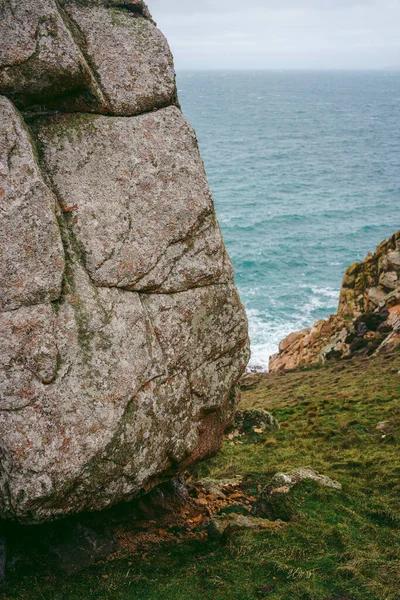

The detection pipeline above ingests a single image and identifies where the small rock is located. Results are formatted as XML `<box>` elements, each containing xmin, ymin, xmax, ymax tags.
<box><xmin>207</xmin><ymin>517</ymin><xmax>229</xmax><ymax>540</ymax></box>
<box><xmin>256</xmin><ymin>584</ymin><xmax>275</xmax><ymax>597</ymax></box>
<box><xmin>234</xmin><ymin>409</ymin><xmax>280</xmax><ymax>433</ymax></box>
<box><xmin>377</xmin><ymin>323</ymin><xmax>393</xmax><ymax>335</ymax></box>
<box><xmin>141</xmin><ymin>476</ymin><xmax>189</xmax><ymax>516</ymax></box>
<box><xmin>207</xmin><ymin>515</ymin><xmax>283</xmax><ymax>541</ymax></box>
<box><xmin>357</xmin><ymin>322</ymin><xmax>368</xmax><ymax>336</ymax></box>
<box><xmin>384</xmin><ymin>290</ymin><xmax>400</xmax><ymax>308</ymax></box>
<box><xmin>269</xmin><ymin>467</ymin><xmax>342</xmax><ymax>493</ymax></box>
<box><xmin>197</xmin><ymin>476</ymin><xmax>243</xmax><ymax>498</ymax></box>
<box><xmin>376</xmin><ymin>422</ymin><xmax>388</xmax><ymax>431</ymax></box>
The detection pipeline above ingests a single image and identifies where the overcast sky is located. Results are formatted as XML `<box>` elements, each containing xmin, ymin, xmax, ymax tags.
<box><xmin>149</xmin><ymin>0</ymin><xmax>400</xmax><ymax>70</ymax></box>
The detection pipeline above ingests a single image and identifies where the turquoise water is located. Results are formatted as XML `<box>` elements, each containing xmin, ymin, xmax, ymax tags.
<box><xmin>177</xmin><ymin>71</ymin><xmax>400</xmax><ymax>369</ymax></box>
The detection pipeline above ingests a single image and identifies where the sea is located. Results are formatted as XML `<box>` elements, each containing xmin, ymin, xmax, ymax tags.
<box><xmin>177</xmin><ymin>71</ymin><xmax>400</xmax><ymax>370</ymax></box>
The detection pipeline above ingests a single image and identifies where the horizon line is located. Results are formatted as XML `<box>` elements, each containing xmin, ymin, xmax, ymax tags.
<box><xmin>176</xmin><ymin>67</ymin><xmax>400</xmax><ymax>72</ymax></box>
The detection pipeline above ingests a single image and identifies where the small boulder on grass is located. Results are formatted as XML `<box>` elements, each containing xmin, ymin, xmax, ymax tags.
<box><xmin>207</xmin><ymin>515</ymin><xmax>284</xmax><ymax>541</ymax></box>
<box><xmin>269</xmin><ymin>467</ymin><xmax>342</xmax><ymax>494</ymax></box>
<box><xmin>234</xmin><ymin>409</ymin><xmax>280</xmax><ymax>433</ymax></box>
<box><xmin>257</xmin><ymin>469</ymin><xmax>343</xmax><ymax>522</ymax></box>
<box><xmin>196</xmin><ymin>476</ymin><xmax>243</xmax><ymax>498</ymax></box>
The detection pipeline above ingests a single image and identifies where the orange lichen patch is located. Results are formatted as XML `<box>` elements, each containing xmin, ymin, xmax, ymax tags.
<box><xmin>62</xmin><ymin>204</ymin><xmax>79</xmax><ymax>212</ymax></box>
<box><xmin>389</xmin><ymin>304</ymin><xmax>400</xmax><ymax>320</ymax></box>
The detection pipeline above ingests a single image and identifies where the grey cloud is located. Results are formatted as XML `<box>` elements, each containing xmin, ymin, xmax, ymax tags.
<box><xmin>148</xmin><ymin>0</ymin><xmax>400</xmax><ymax>69</ymax></box>
<box><xmin>150</xmin><ymin>0</ymin><xmax>377</xmax><ymax>12</ymax></box>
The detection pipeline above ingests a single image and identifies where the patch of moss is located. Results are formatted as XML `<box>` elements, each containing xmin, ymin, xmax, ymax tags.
<box><xmin>31</xmin><ymin>112</ymin><xmax>101</xmax><ymax>145</ymax></box>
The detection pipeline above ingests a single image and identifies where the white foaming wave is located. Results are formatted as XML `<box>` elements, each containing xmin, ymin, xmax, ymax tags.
<box><xmin>245</xmin><ymin>286</ymin><xmax>340</xmax><ymax>372</ymax></box>
<box><xmin>246</xmin><ymin>309</ymin><xmax>311</xmax><ymax>372</ymax></box>
<box><xmin>298</xmin><ymin>286</ymin><xmax>339</xmax><ymax>320</ymax></box>
<box><xmin>299</xmin><ymin>295</ymin><xmax>324</xmax><ymax>319</ymax></box>
<box><xmin>311</xmin><ymin>286</ymin><xmax>340</xmax><ymax>300</ymax></box>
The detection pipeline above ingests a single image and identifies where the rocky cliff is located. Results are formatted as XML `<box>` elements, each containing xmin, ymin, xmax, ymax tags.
<box><xmin>269</xmin><ymin>231</ymin><xmax>400</xmax><ymax>372</ymax></box>
<box><xmin>0</xmin><ymin>0</ymin><xmax>250</xmax><ymax>523</ymax></box>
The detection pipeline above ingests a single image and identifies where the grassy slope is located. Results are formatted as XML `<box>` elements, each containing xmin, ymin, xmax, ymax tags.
<box><xmin>1</xmin><ymin>351</ymin><xmax>399</xmax><ymax>600</ymax></box>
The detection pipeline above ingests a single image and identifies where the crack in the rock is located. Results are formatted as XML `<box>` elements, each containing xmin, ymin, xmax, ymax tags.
<box><xmin>23</xmin><ymin>98</ymin><xmax>181</xmax><ymax>121</ymax></box>
<box><xmin>0</xmin><ymin>300</ymin><xmax>52</xmax><ymax>316</ymax></box>
<box><xmin>137</xmin><ymin>292</ymin><xmax>169</xmax><ymax>370</ymax></box>
<box><xmin>95</xmin><ymin>248</ymin><xmax>116</xmax><ymax>272</ymax></box>
<box><xmin>6</xmin><ymin>143</ymin><xmax>17</xmax><ymax>173</ymax></box>
<box><xmin>54</xmin><ymin>0</ymin><xmax>111</xmax><ymax>110</ymax></box>
<box><xmin>122</xmin><ymin>210</ymin><xmax>222</xmax><ymax>291</ymax></box>
<box><xmin>0</xmin><ymin>398</ymin><xmax>38</xmax><ymax>413</ymax></box>
<box><xmin>106</xmin><ymin>206</ymin><xmax>216</xmax><ymax>291</ymax></box>
<box><xmin>137</xmin><ymin>281</ymin><xmax>232</xmax><ymax>296</ymax></box>
<box><xmin>191</xmin><ymin>337</ymin><xmax>250</xmax><ymax>379</ymax></box>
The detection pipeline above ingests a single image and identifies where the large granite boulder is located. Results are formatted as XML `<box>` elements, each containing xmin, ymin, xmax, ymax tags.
<box><xmin>0</xmin><ymin>1</ymin><xmax>250</xmax><ymax>523</ymax></box>
<box><xmin>269</xmin><ymin>231</ymin><xmax>400</xmax><ymax>372</ymax></box>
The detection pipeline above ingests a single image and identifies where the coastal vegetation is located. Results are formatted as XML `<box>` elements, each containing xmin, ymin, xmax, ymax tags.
<box><xmin>2</xmin><ymin>348</ymin><xmax>399</xmax><ymax>600</ymax></box>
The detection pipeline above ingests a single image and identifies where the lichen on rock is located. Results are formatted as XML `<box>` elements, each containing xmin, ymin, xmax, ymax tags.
<box><xmin>0</xmin><ymin>96</ymin><xmax>64</xmax><ymax>312</ymax></box>
<box><xmin>31</xmin><ymin>107</ymin><xmax>232</xmax><ymax>292</ymax></box>
<box><xmin>0</xmin><ymin>0</ymin><xmax>250</xmax><ymax>523</ymax></box>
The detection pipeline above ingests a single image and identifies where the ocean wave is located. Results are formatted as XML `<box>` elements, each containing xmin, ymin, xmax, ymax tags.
<box><xmin>245</xmin><ymin>286</ymin><xmax>339</xmax><ymax>371</ymax></box>
<box><xmin>311</xmin><ymin>286</ymin><xmax>340</xmax><ymax>300</ymax></box>
<box><xmin>246</xmin><ymin>308</ymin><xmax>315</xmax><ymax>372</ymax></box>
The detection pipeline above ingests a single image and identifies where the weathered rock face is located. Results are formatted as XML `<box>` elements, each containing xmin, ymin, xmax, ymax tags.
<box><xmin>0</xmin><ymin>0</ymin><xmax>175</xmax><ymax>116</ymax></box>
<box><xmin>269</xmin><ymin>231</ymin><xmax>400</xmax><ymax>372</ymax></box>
<box><xmin>32</xmin><ymin>107</ymin><xmax>232</xmax><ymax>292</ymax></box>
<box><xmin>0</xmin><ymin>96</ymin><xmax>65</xmax><ymax>312</ymax></box>
<box><xmin>0</xmin><ymin>1</ymin><xmax>250</xmax><ymax>523</ymax></box>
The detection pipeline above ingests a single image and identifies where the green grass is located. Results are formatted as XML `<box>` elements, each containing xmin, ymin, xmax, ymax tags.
<box><xmin>1</xmin><ymin>351</ymin><xmax>399</xmax><ymax>600</ymax></box>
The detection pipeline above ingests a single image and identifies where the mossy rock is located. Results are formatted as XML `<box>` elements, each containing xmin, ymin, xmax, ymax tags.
<box><xmin>234</xmin><ymin>409</ymin><xmax>280</xmax><ymax>433</ymax></box>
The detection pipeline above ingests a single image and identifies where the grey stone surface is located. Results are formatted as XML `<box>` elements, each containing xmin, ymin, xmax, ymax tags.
<box><xmin>0</xmin><ymin>0</ymin><xmax>93</xmax><ymax>109</ymax></box>
<box><xmin>141</xmin><ymin>284</ymin><xmax>248</xmax><ymax>372</ymax></box>
<box><xmin>33</xmin><ymin>107</ymin><xmax>232</xmax><ymax>293</ymax></box>
<box><xmin>60</xmin><ymin>0</ymin><xmax>152</xmax><ymax>19</ymax></box>
<box><xmin>0</xmin><ymin>0</ymin><xmax>173</xmax><ymax>115</ymax></box>
<box><xmin>207</xmin><ymin>515</ymin><xmax>278</xmax><ymax>541</ymax></box>
<box><xmin>0</xmin><ymin>96</ymin><xmax>64</xmax><ymax>312</ymax></box>
<box><xmin>0</xmin><ymin>304</ymin><xmax>58</xmax><ymax>410</ymax></box>
<box><xmin>0</xmin><ymin>1</ymin><xmax>250</xmax><ymax>523</ymax></box>
<box><xmin>379</xmin><ymin>271</ymin><xmax>398</xmax><ymax>291</ymax></box>
<box><xmin>62</xmin><ymin>2</ymin><xmax>176</xmax><ymax>114</ymax></box>
<box><xmin>269</xmin><ymin>468</ymin><xmax>342</xmax><ymax>493</ymax></box>
<box><xmin>234</xmin><ymin>408</ymin><xmax>280</xmax><ymax>432</ymax></box>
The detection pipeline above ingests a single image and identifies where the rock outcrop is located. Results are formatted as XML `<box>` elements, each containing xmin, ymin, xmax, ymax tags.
<box><xmin>0</xmin><ymin>0</ymin><xmax>250</xmax><ymax>523</ymax></box>
<box><xmin>270</xmin><ymin>231</ymin><xmax>400</xmax><ymax>372</ymax></box>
